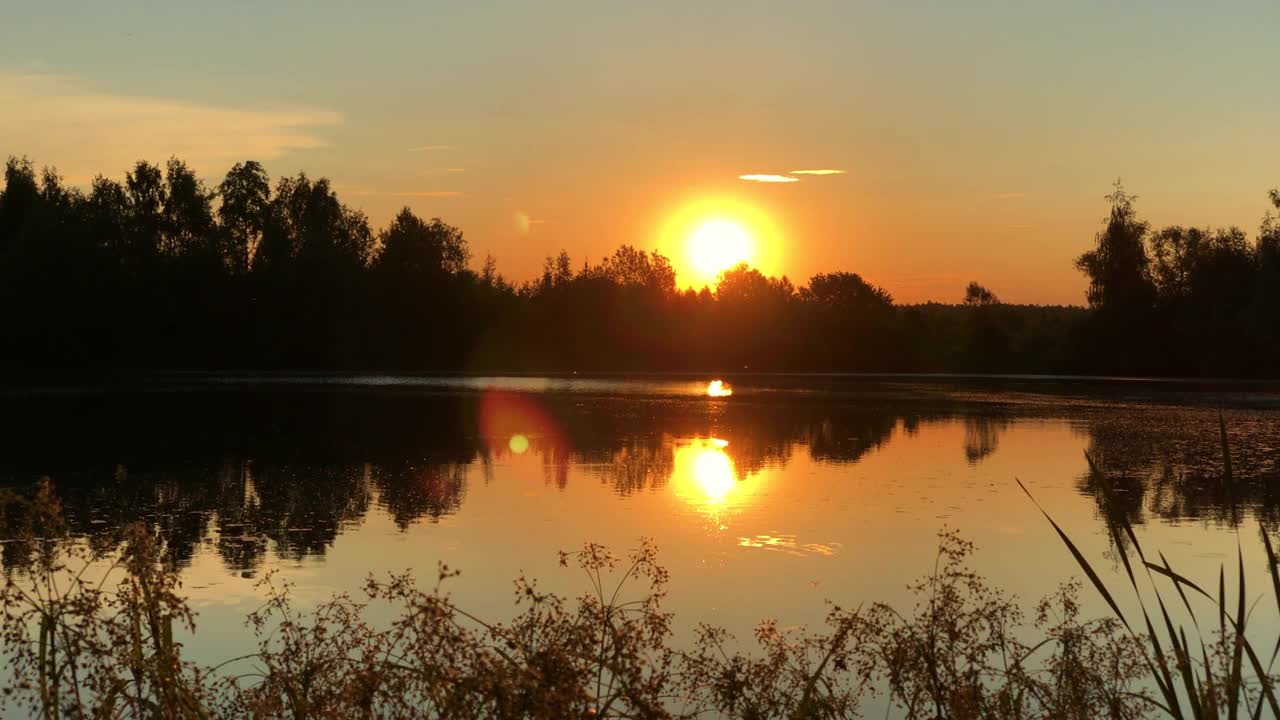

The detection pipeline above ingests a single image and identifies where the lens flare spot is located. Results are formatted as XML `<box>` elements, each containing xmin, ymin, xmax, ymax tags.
<box><xmin>478</xmin><ymin>390</ymin><xmax>566</xmax><ymax>456</ymax></box>
<box><xmin>707</xmin><ymin>380</ymin><xmax>734</xmax><ymax>397</ymax></box>
<box><xmin>508</xmin><ymin>433</ymin><xmax>530</xmax><ymax>454</ymax></box>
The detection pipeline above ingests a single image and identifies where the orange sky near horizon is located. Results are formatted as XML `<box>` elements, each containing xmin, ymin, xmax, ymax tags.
<box><xmin>3</xmin><ymin>2</ymin><xmax>1279</xmax><ymax>305</ymax></box>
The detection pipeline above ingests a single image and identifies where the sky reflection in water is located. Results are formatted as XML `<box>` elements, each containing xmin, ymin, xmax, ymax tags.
<box><xmin>3</xmin><ymin>378</ymin><xmax>1280</xmax><ymax>674</ymax></box>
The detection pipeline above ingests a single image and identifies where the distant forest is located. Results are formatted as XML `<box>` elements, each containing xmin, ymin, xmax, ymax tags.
<box><xmin>2</xmin><ymin>156</ymin><xmax>1278</xmax><ymax>376</ymax></box>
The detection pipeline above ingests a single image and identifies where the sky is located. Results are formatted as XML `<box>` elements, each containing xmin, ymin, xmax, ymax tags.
<box><xmin>2</xmin><ymin>0</ymin><xmax>1278</xmax><ymax>304</ymax></box>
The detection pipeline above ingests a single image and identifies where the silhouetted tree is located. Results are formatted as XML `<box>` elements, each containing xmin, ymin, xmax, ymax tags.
<box><xmin>217</xmin><ymin>161</ymin><xmax>271</xmax><ymax>274</ymax></box>
<box><xmin>797</xmin><ymin>272</ymin><xmax>896</xmax><ymax>370</ymax></box>
<box><xmin>1251</xmin><ymin>190</ymin><xmax>1280</xmax><ymax>365</ymax></box>
<box><xmin>963</xmin><ymin>282</ymin><xmax>999</xmax><ymax>307</ymax></box>
<box><xmin>376</xmin><ymin>208</ymin><xmax>468</xmax><ymax>277</ymax></box>
<box><xmin>126</xmin><ymin>160</ymin><xmax>166</xmax><ymax>261</ymax></box>
<box><xmin>714</xmin><ymin>264</ymin><xmax>796</xmax><ymax>369</ymax></box>
<box><xmin>1146</xmin><ymin>225</ymin><xmax>1256</xmax><ymax>374</ymax></box>
<box><xmin>803</xmin><ymin>272</ymin><xmax>894</xmax><ymax>312</ymax></box>
<box><xmin>1076</xmin><ymin>182</ymin><xmax>1155</xmax><ymax>313</ymax></box>
<box><xmin>961</xmin><ymin>282</ymin><xmax>1011</xmax><ymax>371</ymax></box>
<box><xmin>371</xmin><ymin>209</ymin><xmax>473</xmax><ymax>369</ymax></box>
<box><xmin>1073</xmin><ymin>182</ymin><xmax>1159</xmax><ymax>374</ymax></box>
<box><xmin>86</xmin><ymin>176</ymin><xmax>129</xmax><ymax>263</ymax></box>
<box><xmin>0</xmin><ymin>158</ymin><xmax>39</xmax><ymax>256</ymax></box>
<box><xmin>595</xmin><ymin>245</ymin><xmax>676</xmax><ymax>293</ymax></box>
<box><xmin>161</xmin><ymin>157</ymin><xmax>215</xmax><ymax>258</ymax></box>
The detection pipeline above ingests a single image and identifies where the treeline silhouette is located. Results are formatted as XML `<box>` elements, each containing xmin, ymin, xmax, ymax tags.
<box><xmin>2</xmin><ymin>157</ymin><xmax>1278</xmax><ymax>375</ymax></box>
<box><xmin>1069</xmin><ymin>185</ymin><xmax>1280</xmax><ymax>376</ymax></box>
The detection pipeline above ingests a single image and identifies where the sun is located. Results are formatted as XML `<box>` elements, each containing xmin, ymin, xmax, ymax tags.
<box><xmin>657</xmin><ymin>196</ymin><xmax>782</xmax><ymax>289</ymax></box>
<box><xmin>689</xmin><ymin>220</ymin><xmax>754</xmax><ymax>278</ymax></box>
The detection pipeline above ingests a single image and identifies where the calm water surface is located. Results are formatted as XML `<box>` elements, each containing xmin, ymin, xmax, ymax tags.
<box><xmin>4</xmin><ymin>375</ymin><xmax>1280</xmax><ymax>674</ymax></box>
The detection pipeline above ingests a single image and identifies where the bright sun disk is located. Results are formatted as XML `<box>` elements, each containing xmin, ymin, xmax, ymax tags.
<box><xmin>688</xmin><ymin>219</ymin><xmax>753</xmax><ymax>279</ymax></box>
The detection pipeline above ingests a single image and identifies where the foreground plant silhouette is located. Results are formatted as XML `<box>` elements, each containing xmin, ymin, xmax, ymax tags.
<box><xmin>1020</xmin><ymin>416</ymin><xmax>1280</xmax><ymax>720</ymax></box>
<box><xmin>0</xmin><ymin>483</ymin><xmax>212</xmax><ymax>718</ymax></box>
<box><xmin>8</xmin><ymin>453</ymin><xmax>1271</xmax><ymax>719</ymax></box>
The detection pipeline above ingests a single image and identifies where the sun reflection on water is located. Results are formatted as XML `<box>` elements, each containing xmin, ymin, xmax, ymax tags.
<box><xmin>691</xmin><ymin>445</ymin><xmax>735</xmax><ymax>503</ymax></box>
<box><xmin>706</xmin><ymin>380</ymin><xmax>733</xmax><ymax>397</ymax></box>
<box><xmin>670</xmin><ymin>437</ymin><xmax>764</xmax><ymax>530</ymax></box>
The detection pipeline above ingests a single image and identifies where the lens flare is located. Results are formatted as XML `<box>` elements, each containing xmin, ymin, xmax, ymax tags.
<box><xmin>707</xmin><ymin>380</ymin><xmax>733</xmax><ymax>397</ymax></box>
<box><xmin>477</xmin><ymin>390</ymin><xmax>565</xmax><ymax>457</ymax></box>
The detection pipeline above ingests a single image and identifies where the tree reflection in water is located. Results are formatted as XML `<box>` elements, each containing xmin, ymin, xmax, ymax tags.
<box><xmin>2</xmin><ymin>387</ymin><xmax>1279</xmax><ymax>574</ymax></box>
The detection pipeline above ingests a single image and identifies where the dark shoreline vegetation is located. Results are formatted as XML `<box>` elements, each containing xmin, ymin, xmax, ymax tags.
<box><xmin>3</xmin><ymin>157</ymin><xmax>1279</xmax><ymax>377</ymax></box>
<box><xmin>2</xmin><ymin>427</ymin><xmax>1279</xmax><ymax>719</ymax></box>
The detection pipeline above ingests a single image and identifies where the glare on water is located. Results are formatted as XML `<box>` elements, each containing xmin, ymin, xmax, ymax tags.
<box><xmin>706</xmin><ymin>380</ymin><xmax>733</xmax><ymax>397</ymax></box>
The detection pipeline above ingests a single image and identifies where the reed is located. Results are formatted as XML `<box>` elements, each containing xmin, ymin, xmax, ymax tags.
<box><xmin>1019</xmin><ymin>414</ymin><xmax>1280</xmax><ymax>719</ymax></box>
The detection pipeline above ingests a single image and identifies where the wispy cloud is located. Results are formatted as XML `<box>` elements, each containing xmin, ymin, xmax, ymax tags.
<box><xmin>993</xmin><ymin>192</ymin><xmax>1026</xmax><ymax>200</ymax></box>
<box><xmin>332</xmin><ymin>184</ymin><xmax>378</xmax><ymax>197</ymax></box>
<box><xmin>446</xmin><ymin>167</ymin><xmax>466</xmax><ymax>173</ymax></box>
<box><xmin>408</xmin><ymin>144</ymin><xmax>451</xmax><ymax>152</ymax></box>
<box><xmin>789</xmin><ymin>169</ymin><xmax>846</xmax><ymax>175</ymax></box>
<box><xmin>0</xmin><ymin>69</ymin><xmax>340</xmax><ymax>180</ymax></box>
<box><xmin>393</xmin><ymin>190</ymin><xmax>464</xmax><ymax>198</ymax></box>
<box><xmin>739</xmin><ymin>174</ymin><xmax>799</xmax><ymax>183</ymax></box>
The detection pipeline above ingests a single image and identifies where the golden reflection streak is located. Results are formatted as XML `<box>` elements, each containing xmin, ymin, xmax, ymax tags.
<box><xmin>670</xmin><ymin>438</ymin><xmax>764</xmax><ymax>530</ymax></box>
<box><xmin>691</xmin><ymin>447</ymin><xmax>735</xmax><ymax>503</ymax></box>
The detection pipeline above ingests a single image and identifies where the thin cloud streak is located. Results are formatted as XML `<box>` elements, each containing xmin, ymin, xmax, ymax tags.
<box><xmin>446</xmin><ymin>167</ymin><xmax>466</xmax><ymax>173</ymax></box>
<box><xmin>739</xmin><ymin>174</ymin><xmax>799</xmax><ymax>183</ymax></box>
<box><xmin>993</xmin><ymin>192</ymin><xmax>1026</xmax><ymax>199</ymax></box>
<box><xmin>393</xmin><ymin>190</ymin><xmax>464</xmax><ymax>198</ymax></box>
<box><xmin>332</xmin><ymin>184</ymin><xmax>377</xmax><ymax>196</ymax></box>
<box><xmin>408</xmin><ymin>144</ymin><xmax>451</xmax><ymax>152</ymax></box>
<box><xmin>789</xmin><ymin>169</ymin><xmax>846</xmax><ymax>175</ymax></box>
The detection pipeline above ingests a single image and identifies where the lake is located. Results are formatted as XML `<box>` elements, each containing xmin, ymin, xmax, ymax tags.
<box><xmin>4</xmin><ymin>375</ymin><xmax>1280</xmax><ymax>687</ymax></box>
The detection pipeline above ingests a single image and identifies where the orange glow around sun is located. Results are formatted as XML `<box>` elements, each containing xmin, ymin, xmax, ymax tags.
<box><xmin>658</xmin><ymin>197</ymin><xmax>782</xmax><ymax>289</ymax></box>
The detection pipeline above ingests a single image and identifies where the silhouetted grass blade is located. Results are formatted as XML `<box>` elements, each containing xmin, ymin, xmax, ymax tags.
<box><xmin>1016</xmin><ymin>477</ymin><xmax>1131</xmax><ymax>631</ymax></box>
<box><xmin>1261</xmin><ymin>523</ymin><xmax>1280</xmax><ymax>666</ymax></box>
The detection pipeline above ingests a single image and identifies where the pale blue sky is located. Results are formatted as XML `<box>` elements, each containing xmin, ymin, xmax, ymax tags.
<box><xmin>3</xmin><ymin>1</ymin><xmax>1278</xmax><ymax>302</ymax></box>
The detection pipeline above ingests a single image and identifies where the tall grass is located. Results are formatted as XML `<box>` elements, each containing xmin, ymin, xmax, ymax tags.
<box><xmin>1</xmin><ymin>419</ymin><xmax>1274</xmax><ymax>718</ymax></box>
<box><xmin>1020</xmin><ymin>414</ymin><xmax>1280</xmax><ymax>719</ymax></box>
